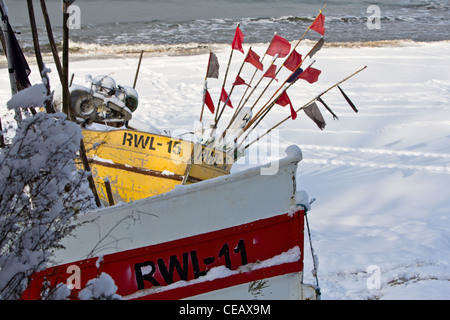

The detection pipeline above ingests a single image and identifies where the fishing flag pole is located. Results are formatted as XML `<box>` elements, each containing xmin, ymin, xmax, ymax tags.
<box><xmin>236</xmin><ymin>60</ymin><xmax>316</xmax><ymax>148</ymax></box>
<box><xmin>224</xmin><ymin>41</ymin><xmax>285</xmax><ymax>136</ymax></box>
<box><xmin>233</xmin><ymin>52</ymin><xmax>279</xmax><ymax>118</ymax></box>
<box><xmin>221</xmin><ymin>4</ymin><xmax>328</xmax><ymax>143</ymax></box>
<box><xmin>200</xmin><ymin>50</ymin><xmax>220</xmax><ymax>122</ymax></box>
<box><xmin>133</xmin><ymin>50</ymin><xmax>144</xmax><ymax>89</ymax></box>
<box><xmin>243</xmin><ymin>4</ymin><xmax>327</xmax><ymax>114</ymax></box>
<box><xmin>242</xmin><ymin>36</ymin><xmax>325</xmax><ymax>136</ymax></box>
<box><xmin>233</xmin><ymin>43</ymin><xmax>269</xmax><ymax>110</ymax></box>
<box><xmin>214</xmin><ymin>24</ymin><xmax>243</xmax><ymax>123</ymax></box>
<box><xmin>227</xmin><ymin>36</ymin><xmax>324</xmax><ymax>153</ymax></box>
<box><xmin>62</xmin><ymin>0</ymin><xmax>72</xmax><ymax>118</ymax></box>
<box><xmin>200</xmin><ymin>50</ymin><xmax>212</xmax><ymax>122</ymax></box>
<box><xmin>233</xmin><ymin>32</ymin><xmax>287</xmax><ymax>113</ymax></box>
<box><xmin>224</xmin><ymin>32</ymin><xmax>291</xmax><ymax>136</ymax></box>
<box><xmin>40</xmin><ymin>0</ymin><xmax>64</xmax><ymax>86</ymax></box>
<box><xmin>230</xmin><ymin>32</ymin><xmax>295</xmax><ymax>124</ymax></box>
<box><xmin>219</xmin><ymin>5</ymin><xmax>327</xmax><ymax>141</ymax></box>
<box><xmin>213</xmin><ymin>46</ymin><xmax>262</xmax><ymax>129</ymax></box>
<box><xmin>242</xmin><ymin>66</ymin><xmax>367</xmax><ymax>151</ymax></box>
<box><xmin>26</xmin><ymin>0</ymin><xmax>54</xmax><ymax>113</ymax></box>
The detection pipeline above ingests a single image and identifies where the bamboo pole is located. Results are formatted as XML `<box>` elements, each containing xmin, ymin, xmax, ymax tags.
<box><xmin>215</xmin><ymin>24</ymin><xmax>240</xmax><ymax>123</ymax></box>
<box><xmin>236</xmin><ymin>74</ymin><xmax>301</xmax><ymax>151</ymax></box>
<box><xmin>221</xmin><ymin>5</ymin><xmax>329</xmax><ymax>150</ymax></box>
<box><xmin>212</xmin><ymin>46</ymin><xmax>249</xmax><ymax>129</ymax></box>
<box><xmin>199</xmin><ymin>50</ymin><xmax>212</xmax><ymax>122</ymax></box>
<box><xmin>241</xmin><ymin>37</ymin><xmax>324</xmax><ymax>136</ymax></box>
<box><xmin>232</xmin><ymin>33</ymin><xmax>276</xmax><ymax>115</ymax></box>
<box><xmin>215</xmin><ymin>50</ymin><xmax>234</xmax><ymax>123</ymax></box>
<box><xmin>243</xmin><ymin>60</ymin><xmax>315</xmax><ymax>137</ymax></box>
<box><xmin>239</xmin><ymin>4</ymin><xmax>328</xmax><ymax>117</ymax></box>
<box><xmin>243</xmin><ymin>66</ymin><xmax>367</xmax><ymax>151</ymax></box>
<box><xmin>181</xmin><ymin>144</ymin><xmax>195</xmax><ymax>185</ymax></box>
<box><xmin>226</xmin><ymin>53</ymin><xmax>278</xmax><ymax>134</ymax></box>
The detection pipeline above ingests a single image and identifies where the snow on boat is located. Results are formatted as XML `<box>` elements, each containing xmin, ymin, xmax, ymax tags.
<box><xmin>22</xmin><ymin>145</ymin><xmax>320</xmax><ymax>300</ymax></box>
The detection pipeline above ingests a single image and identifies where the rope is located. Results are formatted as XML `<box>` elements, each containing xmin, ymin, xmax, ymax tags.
<box><xmin>299</xmin><ymin>199</ymin><xmax>321</xmax><ymax>297</ymax></box>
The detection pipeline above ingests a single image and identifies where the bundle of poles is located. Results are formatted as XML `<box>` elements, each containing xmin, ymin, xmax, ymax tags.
<box><xmin>198</xmin><ymin>4</ymin><xmax>367</xmax><ymax>158</ymax></box>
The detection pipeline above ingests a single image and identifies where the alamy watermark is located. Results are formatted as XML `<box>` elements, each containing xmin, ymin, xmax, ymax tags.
<box><xmin>367</xmin><ymin>5</ymin><xmax>381</xmax><ymax>30</ymax></box>
<box><xmin>65</xmin><ymin>4</ymin><xmax>81</xmax><ymax>30</ymax></box>
<box><xmin>65</xmin><ymin>4</ymin><xmax>382</xmax><ymax>31</ymax></box>
<box><xmin>66</xmin><ymin>264</ymin><xmax>81</xmax><ymax>290</ymax></box>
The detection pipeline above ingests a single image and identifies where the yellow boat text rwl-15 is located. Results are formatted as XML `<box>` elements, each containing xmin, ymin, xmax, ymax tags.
<box><xmin>81</xmin><ymin>128</ymin><xmax>233</xmax><ymax>205</ymax></box>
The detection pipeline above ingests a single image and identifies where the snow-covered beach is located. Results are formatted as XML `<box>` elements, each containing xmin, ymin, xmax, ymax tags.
<box><xmin>1</xmin><ymin>39</ymin><xmax>450</xmax><ymax>300</ymax></box>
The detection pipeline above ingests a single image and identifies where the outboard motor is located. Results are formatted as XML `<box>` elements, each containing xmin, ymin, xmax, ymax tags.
<box><xmin>70</xmin><ymin>75</ymin><xmax>138</xmax><ymax>124</ymax></box>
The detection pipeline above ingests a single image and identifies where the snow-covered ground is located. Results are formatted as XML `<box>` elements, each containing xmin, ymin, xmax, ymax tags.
<box><xmin>1</xmin><ymin>40</ymin><xmax>449</xmax><ymax>300</ymax></box>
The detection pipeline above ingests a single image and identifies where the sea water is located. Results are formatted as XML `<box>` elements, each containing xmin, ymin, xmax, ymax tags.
<box><xmin>4</xmin><ymin>0</ymin><xmax>449</xmax><ymax>54</ymax></box>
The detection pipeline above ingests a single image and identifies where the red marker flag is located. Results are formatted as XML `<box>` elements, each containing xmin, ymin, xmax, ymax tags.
<box><xmin>275</xmin><ymin>91</ymin><xmax>297</xmax><ymax>120</ymax></box>
<box><xmin>266</xmin><ymin>34</ymin><xmax>291</xmax><ymax>58</ymax></box>
<box><xmin>298</xmin><ymin>66</ymin><xmax>321</xmax><ymax>84</ymax></box>
<box><xmin>263</xmin><ymin>64</ymin><xmax>278</xmax><ymax>81</ymax></box>
<box><xmin>232</xmin><ymin>26</ymin><xmax>244</xmax><ymax>54</ymax></box>
<box><xmin>233</xmin><ymin>75</ymin><xmax>251</xmax><ymax>87</ymax></box>
<box><xmin>244</xmin><ymin>48</ymin><xmax>263</xmax><ymax>71</ymax></box>
<box><xmin>220</xmin><ymin>87</ymin><xmax>233</xmax><ymax>108</ymax></box>
<box><xmin>204</xmin><ymin>89</ymin><xmax>215</xmax><ymax>114</ymax></box>
<box><xmin>283</xmin><ymin>50</ymin><xmax>302</xmax><ymax>72</ymax></box>
<box><xmin>310</xmin><ymin>12</ymin><xmax>326</xmax><ymax>35</ymax></box>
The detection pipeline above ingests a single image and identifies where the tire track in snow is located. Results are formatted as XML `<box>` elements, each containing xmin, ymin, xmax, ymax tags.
<box><xmin>301</xmin><ymin>144</ymin><xmax>450</xmax><ymax>159</ymax></box>
<box><xmin>298</xmin><ymin>144</ymin><xmax>450</xmax><ymax>175</ymax></box>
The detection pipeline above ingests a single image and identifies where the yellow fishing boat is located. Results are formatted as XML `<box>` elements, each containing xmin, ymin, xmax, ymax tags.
<box><xmin>69</xmin><ymin>75</ymin><xmax>240</xmax><ymax>205</ymax></box>
<box><xmin>81</xmin><ymin>127</ymin><xmax>233</xmax><ymax>205</ymax></box>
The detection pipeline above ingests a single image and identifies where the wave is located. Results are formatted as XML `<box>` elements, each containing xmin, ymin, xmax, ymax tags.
<box><xmin>64</xmin><ymin>39</ymin><xmax>449</xmax><ymax>56</ymax></box>
<box><xmin>44</xmin><ymin>41</ymin><xmax>215</xmax><ymax>57</ymax></box>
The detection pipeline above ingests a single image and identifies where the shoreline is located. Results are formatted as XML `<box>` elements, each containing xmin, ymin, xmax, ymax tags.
<box><xmin>1</xmin><ymin>39</ymin><xmax>449</xmax><ymax>68</ymax></box>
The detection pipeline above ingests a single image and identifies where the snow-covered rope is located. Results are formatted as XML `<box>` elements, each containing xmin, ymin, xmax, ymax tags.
<box><xmin>300</xmin><ymin>197</ymin><xmax>321</xmax><ymax>296</ymax></box>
